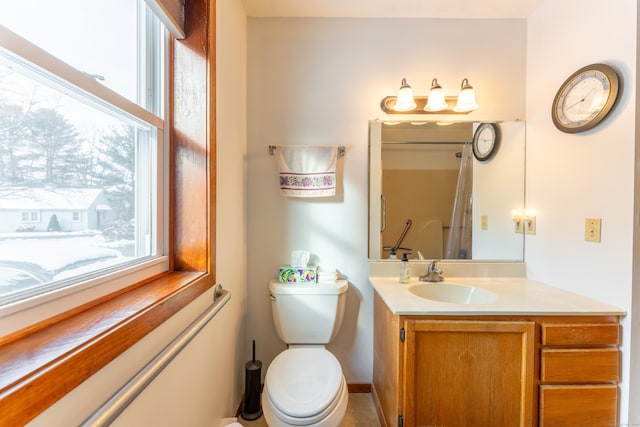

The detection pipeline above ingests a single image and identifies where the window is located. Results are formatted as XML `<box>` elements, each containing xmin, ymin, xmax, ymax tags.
<box><xmin>0</xmin><ymin>1</ymin><xmax>212</xmax><ymax>423</ymax></box>
<box><xmin>0</xmin><ymin>1</ymin><xmax>169</xmax><ymax>314</ymax></box>
<box><xmin>21</xmin><ymin>211</ymin><xmax>40</xmax><ymax>223</ymax></box>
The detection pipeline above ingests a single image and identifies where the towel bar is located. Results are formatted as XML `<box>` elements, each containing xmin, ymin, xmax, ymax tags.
<box><xmin>268</xmin><ymin>145</ymin><xmax>345</xmax><ymax>157</ymax></box>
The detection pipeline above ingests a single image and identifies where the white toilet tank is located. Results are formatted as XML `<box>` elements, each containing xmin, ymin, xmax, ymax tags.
<box><xmin>269</xmin><ymin>280</ymin><xmax>347</xmax><ymax>344</ymax></box>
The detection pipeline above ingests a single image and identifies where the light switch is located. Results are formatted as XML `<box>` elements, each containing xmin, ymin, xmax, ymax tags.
<box><xmin>585</xmin><ymin>218</ymin><xmax>601</xmax><ymax>242</ymax></box>
<box><xmin>481</xmin><ymin>215</ymin><xmax>488</xmax><ymax>230</ymax></box>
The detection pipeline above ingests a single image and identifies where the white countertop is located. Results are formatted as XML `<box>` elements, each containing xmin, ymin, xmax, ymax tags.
<box><xmin>370</xmin><ymin>276</ymin><xmax>626</xmax><ymax>316</ymax></box>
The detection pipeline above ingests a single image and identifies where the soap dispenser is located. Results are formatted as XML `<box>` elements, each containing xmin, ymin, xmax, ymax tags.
<box><xmin>399</xmin><ymin>253</ymin><xmax>410</xmax><ymax>283</ymax></box>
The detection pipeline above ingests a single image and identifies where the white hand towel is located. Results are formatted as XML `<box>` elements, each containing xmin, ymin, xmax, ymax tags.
<box><xmin>278</xmin><ymin>145</ymin><xmax>337</xmax><ymax>197</ymax></box>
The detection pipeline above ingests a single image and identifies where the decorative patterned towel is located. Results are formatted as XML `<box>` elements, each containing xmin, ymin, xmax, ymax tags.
<box><xmin>278</xmin><ymin>145</ymin><xmax>337</xmax><ymax>197</ymax></box>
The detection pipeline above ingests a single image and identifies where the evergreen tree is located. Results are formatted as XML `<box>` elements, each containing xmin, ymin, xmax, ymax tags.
<box><xmin>92</xmin><ymin>125</ymin><xmax>135</xmax><ymax>220</ymax></box>
<box><xmin>46</xmin><ymin>214</ymin><xmax>61</xmax><ymax>232</ymax></box>
<box><xmin>0</xmin><ymin>101</ymin><xmax>31</xmax><ymax>184</ymax></box>
<box><xmin>24</xmin><ymin>108</ymin><xmax>84</xmax><ymax>186</ymax></box>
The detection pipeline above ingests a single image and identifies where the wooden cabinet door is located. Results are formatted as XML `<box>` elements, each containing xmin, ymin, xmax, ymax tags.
<box><xmin>403</xmin><ymin>319</ymin><xmax>535</xmax><ymax>427</ymax></box>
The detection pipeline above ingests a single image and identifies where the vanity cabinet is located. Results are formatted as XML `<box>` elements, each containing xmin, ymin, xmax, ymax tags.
<box><xmin>372</xmin><ymin>293</ymin><xmax>621</xmax><ymax>427</ymax></box>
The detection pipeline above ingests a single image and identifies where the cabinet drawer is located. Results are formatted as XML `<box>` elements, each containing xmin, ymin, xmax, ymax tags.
<box><xmin>540</xmin><ymin>385</ymin><xmax>618</xmax><ymax>427</ymax></box>
<box><xmin>541</xmin><ymin>323</ymin><xmax>619</xmax><ymax>347</ymax></box>
<box><xmin>541</xmin><ymin>348</ymin><xmax>619</xmax><ymax>383</ymax></box>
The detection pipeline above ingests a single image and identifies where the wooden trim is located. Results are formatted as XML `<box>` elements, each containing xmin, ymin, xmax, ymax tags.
<box><xmin>172</xmin><ymin>0</ymin><xmax>211</xmax><ymax>274</ymax></box>
<box><xmin>0</xmin><ymin>0</ymin><xmax>215</xmax><ymax>424</ymax></box>
<box><xmin>347</xmin><ymin>383</ymin><xmax>372</xmax><ymax>393</ymax></box>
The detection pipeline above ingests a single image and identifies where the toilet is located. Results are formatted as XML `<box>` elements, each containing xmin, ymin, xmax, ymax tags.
<box><xmin>262</xmin><ymin>280</ymin><xmax>349</xmax><ymax>427</ymax></box>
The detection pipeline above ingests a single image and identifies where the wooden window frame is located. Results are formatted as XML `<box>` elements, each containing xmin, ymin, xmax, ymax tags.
<box><xmin>0</xmin><ymin>0</ymin><xmax>214</xmax><ymax>424</ymax></box>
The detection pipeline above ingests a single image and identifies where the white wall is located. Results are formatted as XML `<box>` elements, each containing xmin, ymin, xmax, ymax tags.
<box><xmin>27</xmin><ymin>0</ymin><xmax>249</xmax><ymax>425</ymax></box>
<box><xmin>246</xmin><ymin>18</ymin><xmax>527</xmax><ymax>383</ymax></box>
<box><xmin>526</xmin><ymin>0</ymin><xmax>638</xmax><ymax>422</ymax></box>
<box><xmin>213</xmin><ymin>0</ymin><xmax>249</xmax><ymax>420</ymax></box>
<box><xmin>473</xmin><ymin>121</ymin><xmax>526</xmax><ymax>260</ymax></box>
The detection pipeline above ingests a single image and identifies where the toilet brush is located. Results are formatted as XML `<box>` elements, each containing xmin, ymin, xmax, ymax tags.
<box><xmin>241</xmin><ymin>340</ymin><xmax>263</xmax><ymax>420</ymax></box>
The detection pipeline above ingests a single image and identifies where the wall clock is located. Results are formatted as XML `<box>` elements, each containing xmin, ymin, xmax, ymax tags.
<box><xmin>552</xmin><ymin>63</ymin><xmax>620</xmax><ymax>133</ymax></box>
<box><xmin>472</xmin><ymin>122</ymin><xmax>499</xmax><ymax>161</ymax></box>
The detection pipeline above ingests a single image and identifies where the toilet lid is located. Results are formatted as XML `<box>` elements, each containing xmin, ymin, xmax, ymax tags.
<box><xmin>265</xmin><ymin>348</ymin><xmax>342</xmax><ymax>419</ymax></box>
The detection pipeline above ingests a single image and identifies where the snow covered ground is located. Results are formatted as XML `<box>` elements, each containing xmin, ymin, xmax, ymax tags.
<box><xmin>0</xmin><ymin>231</ymin><xmax>134</xmax><ymax>297</ymax></box>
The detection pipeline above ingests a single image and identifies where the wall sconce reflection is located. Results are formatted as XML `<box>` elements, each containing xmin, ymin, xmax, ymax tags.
<box><xmin>512</xmin><ymin>209</ymin><xmax>536</xmax><ymax>235</ymax></box>
<box><xmin>381</xmin><ymin>77</ymin><xmax>479</xmax><ymax>114</ymax></box>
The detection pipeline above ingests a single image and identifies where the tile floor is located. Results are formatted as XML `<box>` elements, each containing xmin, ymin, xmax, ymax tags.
<box><xmin>238</xmin><ymin>393</ymin><xmax>381</xmax><ymax>427</ymax></box>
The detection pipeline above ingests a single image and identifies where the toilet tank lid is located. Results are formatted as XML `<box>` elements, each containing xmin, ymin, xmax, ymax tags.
<box><xmin>269</xmin><ymin>280</ymin><xmax>348</xmax><ymax>295</ymax></box>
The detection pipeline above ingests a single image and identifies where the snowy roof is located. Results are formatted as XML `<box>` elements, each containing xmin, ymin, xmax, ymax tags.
<box><xmin>0</xmin><ymin>187</ymin><xmax>108</xmax><ymax>210</ymax></box>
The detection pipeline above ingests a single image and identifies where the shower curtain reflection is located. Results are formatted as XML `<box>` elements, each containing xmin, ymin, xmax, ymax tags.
<box><xmin>445</xmin><ymin>143</ymin><xmax>473</xmax><ymax>259</ymax></box>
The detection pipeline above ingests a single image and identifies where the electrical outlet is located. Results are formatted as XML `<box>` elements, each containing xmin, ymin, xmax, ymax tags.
<box><xmin>585</xmin><ymin>218</ymin><xmax>602</xmax><ymax>242</ymax></box>
<box><xmin>481</xmin><ymin>215</ymin><xmax>488</xmax><ymax>230</ymax></box>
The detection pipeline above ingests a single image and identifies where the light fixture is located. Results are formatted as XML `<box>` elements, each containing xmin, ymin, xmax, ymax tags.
<box><xmin>424</xmin><ymin>78</ymin><xmax>448</xmax><ymax>112</ymax></box>
<box><xmin>453</xmin><ymin>78</ymin><xmax>479</xmax><ymax>112</ymax></box>
<box><xmin>380</xmin><ymin>77</ymin><xmax>479</xmax><ymax>114</ymax></box>
<box><xmin>393</xmin><ymin>78</ymin><xmax>417</xmax><ymax>112</ymax></box>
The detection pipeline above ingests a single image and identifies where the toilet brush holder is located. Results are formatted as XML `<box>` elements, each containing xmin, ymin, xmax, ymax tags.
<box><xmin>241</xmin><ymin>340</ymin><xmax>263</xmax><ymax>421</ymax></box>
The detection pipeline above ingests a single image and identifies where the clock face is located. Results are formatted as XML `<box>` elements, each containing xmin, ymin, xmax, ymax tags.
<box><xmin>552</xmin><ymin>64</ymin><xmax>619</xmax><ymax>133</ymax></box>
<box><xmin>473</xmin><ymin>123</ymin><xmax>498</xmax><ymax>161</ymax></box>
<box><xmin>556</xmin><ymin>72</ymin><xmax>609</xmax><ymax>125</ymax></box>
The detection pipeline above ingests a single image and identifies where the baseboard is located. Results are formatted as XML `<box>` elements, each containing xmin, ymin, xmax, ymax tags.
<box><xmin>347</xmin><ymin>383</ymin><xmax>372</xmax><ymax>393</ymax></box>
<box><xmin>234</xmin><ymin>395</ymin><xmax>243</xmax><ymax>418</ymax></box>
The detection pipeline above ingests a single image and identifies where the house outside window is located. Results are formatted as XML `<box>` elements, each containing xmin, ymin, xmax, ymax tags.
<box><xmin>0</xmin><ymin>1</ymin><xmax>169</xmax><ymax>310</ymax></box>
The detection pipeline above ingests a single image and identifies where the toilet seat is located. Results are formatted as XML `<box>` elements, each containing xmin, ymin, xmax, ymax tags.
<box><xmin>264</xmin><ymin>376</ymin><xmax>347</xmax><ymax>426</ymax></box>
<box><xmin>264</xmin><ymin>347</ymin><xmax>344</xmax><ymax>423</ymax></box>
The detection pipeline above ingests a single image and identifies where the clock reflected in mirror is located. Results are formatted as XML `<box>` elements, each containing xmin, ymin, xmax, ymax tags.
<box><xmin>473</xmin><ymin>122</ymin><xmax>499</xmax><ymax>161</ymax></box>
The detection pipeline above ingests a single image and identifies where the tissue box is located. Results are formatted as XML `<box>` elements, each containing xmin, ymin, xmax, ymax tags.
<box><xmin>278</xmin><ymin>266</ymin><xmax>317</xmax><ymax>283</ymax></box>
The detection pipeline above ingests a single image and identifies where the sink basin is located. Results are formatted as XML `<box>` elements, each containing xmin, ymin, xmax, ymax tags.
<box><xmin>409</xmin><ymin>283</ymin><xmax>498</xmax><ymax>305</ymax></box>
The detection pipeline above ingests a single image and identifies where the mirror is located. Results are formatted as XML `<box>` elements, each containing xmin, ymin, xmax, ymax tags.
<box><xmin>369</xmin><ymin>120</ymin><xmax>525</xmax><ymax>261</ymax></box>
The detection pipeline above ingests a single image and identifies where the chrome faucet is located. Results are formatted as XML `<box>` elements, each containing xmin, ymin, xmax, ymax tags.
<box><xmin>419</xmin><ymin>260</ymin><xmax>444</xmax><ymax>282</ymax></box>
